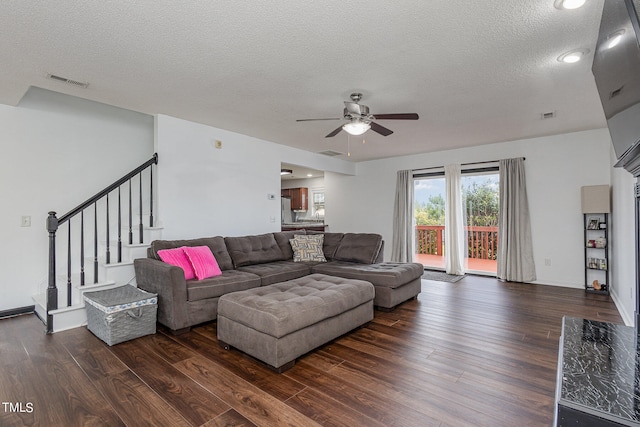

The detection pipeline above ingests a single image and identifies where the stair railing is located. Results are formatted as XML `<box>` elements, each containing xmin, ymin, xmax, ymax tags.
<box><xmin>45</xmin><ymin>153</ymin><xmax>158</xmax><ymax>333</ymax></box>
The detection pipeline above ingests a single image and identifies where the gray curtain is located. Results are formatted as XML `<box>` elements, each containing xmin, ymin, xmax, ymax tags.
<box><xmin>391</xmin><ymin>170</ymin><xmax>414</xmax><ymax>262</ymax></box>
<box><xmin>497</xmin><ymin>158</ymin><xmax>536</xmax><ymax>282</ymax></box>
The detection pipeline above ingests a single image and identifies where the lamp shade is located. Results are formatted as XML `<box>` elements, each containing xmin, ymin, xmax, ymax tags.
<box><xmin>581</xmin><ymin>185</ymin><xmax>610</xmax><ymax>213</ymax></box>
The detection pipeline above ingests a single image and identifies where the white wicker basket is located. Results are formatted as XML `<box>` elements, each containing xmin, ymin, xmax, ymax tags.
<box><xmin>84</xmin><ymin>285</ymin><xmax>157</xmax><ymax>346</ymax></box>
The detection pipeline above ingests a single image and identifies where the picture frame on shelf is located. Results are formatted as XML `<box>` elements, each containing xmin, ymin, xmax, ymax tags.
<box><xmin>587</xmin><ymin>218</ymin><xmax>599</xmax><ymax>230</ymax></box>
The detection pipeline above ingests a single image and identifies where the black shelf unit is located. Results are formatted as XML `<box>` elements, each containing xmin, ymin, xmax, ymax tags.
<box><xmin>584</xmin><ymin>213</ymin><xmax>610</xmax><ymax>295</ymax></box>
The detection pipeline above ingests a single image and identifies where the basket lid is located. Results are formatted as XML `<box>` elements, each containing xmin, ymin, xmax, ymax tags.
<box><xmin>84</xmin><ymin>285</ymin><xmax>156</xmax><ymax>307</ymax></box>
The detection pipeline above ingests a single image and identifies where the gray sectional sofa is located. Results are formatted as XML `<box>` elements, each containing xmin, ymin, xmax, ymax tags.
<box><xmin>134</xmin><ymin>230</ymin><xmax>423</xmax><ymax>334</ymax></box>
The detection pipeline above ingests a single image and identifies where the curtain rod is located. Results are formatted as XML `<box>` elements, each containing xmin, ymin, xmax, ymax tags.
<box><xmin>412</xmin><ymin>157</ymin><xmax>525</xmax><ymax>173</ymax></box>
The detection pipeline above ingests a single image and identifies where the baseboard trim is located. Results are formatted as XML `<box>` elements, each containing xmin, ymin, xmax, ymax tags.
<box><xmin>0</xmin><ymin>305</ymin><xmax>35</xmax><ymax>319</ymax></box>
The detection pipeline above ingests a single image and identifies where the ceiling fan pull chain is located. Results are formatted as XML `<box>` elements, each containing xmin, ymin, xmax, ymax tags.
<box><xmin>347</xmin><ymin>134</ymin><xmax>351</xmax><ymax>157</ymax></box>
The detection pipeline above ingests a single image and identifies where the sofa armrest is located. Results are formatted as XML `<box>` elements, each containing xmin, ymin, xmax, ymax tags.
<box><xmin>134</xmin><ymin>258</ymin><xmax>190</xmax><ymax>332</ymax></box>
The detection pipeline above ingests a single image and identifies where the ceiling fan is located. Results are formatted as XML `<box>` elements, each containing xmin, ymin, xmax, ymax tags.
<box><xmin>296</xmin><ymin>93</ymin><xmax>419</xmax><ymax>138</ymax></box>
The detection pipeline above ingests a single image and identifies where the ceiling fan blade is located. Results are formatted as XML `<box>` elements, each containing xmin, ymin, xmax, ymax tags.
<box><xmin>370</xmin><ymin>121</ymin><xmax>394</xmax><ymax>136</ymax></box>
<box><xmin>344</xmin><ymin>101</ymin><xmax>363</xmax><ymax>116</ymax></box>
<box><xmin>296</xmin><ymin>117</ymin><xmax>341</xmax><ymax>122</ymax></box>
<box><xmin>325</xmin><ymin>126</ymin><xmax>343</xmax><ymax>138</ymax></box>
<box><xmin>371</xmin><ymin>113</ymin><xmax>419</xmax><ymax>120</ymax></box>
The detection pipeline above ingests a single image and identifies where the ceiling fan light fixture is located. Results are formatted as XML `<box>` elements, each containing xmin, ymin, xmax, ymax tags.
<box><xmin>342</xmin><ymin>121</ymin><xmax>371</xmax><ymax>136</ymax></box>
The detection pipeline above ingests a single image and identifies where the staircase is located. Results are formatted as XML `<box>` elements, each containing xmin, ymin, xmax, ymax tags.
<box><xmin>32</xmin><ymin>154</ymin><xmax>160</xmax><ymax>333</ymax></box>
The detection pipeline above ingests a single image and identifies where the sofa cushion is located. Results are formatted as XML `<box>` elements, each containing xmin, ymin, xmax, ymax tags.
<box><xmin>237</xmin><ymin>261</ymin><xmax>312</xmax><ymax>286</ymax></box>
<box><xmin>306</xmin><ymin>231</ymin><xmax>344</xmax><ymax>260</ymax></box>
<box><xmin>182</xmin><ymin>246</ymin><xmax>222</xmax><ymax>280</ymax></box>
<box><xmin>290</xmin><ymin>234</ymin><xmax>327</xmax><ymax>262</ymax></box>
<box><xmin>312</xmin><ymin>261</ymin><xmax>424</xmax><ymax>289</ymax></box>
<box><xmin>186</xmin><ymin>270</ymin><xmax>261</xmax><ymax>302</ymax></box>
<box><xmin>157</xmin><ymin>247</ymin><xmax>196</xmax><ymax>280</ymax></box>
<box><xmin>225</xmin><ymin>233</ymin><xmax>285</xmax><ymax>268</ymax></box>
<box><xmin>333</xmin><ymin>233</ymin><xmax>383</xmax><ymax>264</ymax></box>
<box><xmin>149</xmin><ymin>237</ymin><xmax>234</xmax><ymax>271</ymax></box>
<box><xmin>273</xmin><ymin>230</ymin><xmax>305</xmax><ymax>260</ymax></box>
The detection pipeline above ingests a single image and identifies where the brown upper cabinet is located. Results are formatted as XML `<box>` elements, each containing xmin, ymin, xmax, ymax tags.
<box><xmin>281</xmin><ymin>187</ymin><xmax>308</xmax><ymax>211</ymax></box>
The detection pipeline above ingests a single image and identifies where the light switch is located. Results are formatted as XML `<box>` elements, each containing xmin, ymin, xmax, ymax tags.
<box><xmin>21</xmin><ymin>216</ymin><xmax>31</xmax><ymax>227</ymax></box>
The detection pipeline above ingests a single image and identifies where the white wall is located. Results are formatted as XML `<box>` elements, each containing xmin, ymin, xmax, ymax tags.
<box><xmin>610</xmin><ymin>147</ymin><xmax>637</xmax><ymax>326</ymax></box>
<box><xmin>326</xmin><ymin>129</ymin><xmax>614</xmax><ymax>288</ymax></box>
<box><xmin>155</xmin><ymin>115</ymin><xmax>353</xmax><ymax>239</ymax></box>
<box><xmin>0</xmin><ymin>88</ymin><xmax>154</xmax><ymax>311</ymax></box>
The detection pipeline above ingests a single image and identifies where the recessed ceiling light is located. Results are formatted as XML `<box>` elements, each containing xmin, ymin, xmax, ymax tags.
<box><xmin>554</xmin><ymin>0</ymin><xmax>586</xmax><ymax>10</ymax></box>
<box><xmin>307</xmin><ymin>173</ymin><xmax>313</xmax><ymax>177</ymax></box>
<box><xmin>558</xmin><ymin>48</ymin><xmax>589</xmax><ymax>63</ymax></box>
<box><xmin>606</xmin><ymin>29</ymin><xmax>625</xmax><ymax>49</ymax></box>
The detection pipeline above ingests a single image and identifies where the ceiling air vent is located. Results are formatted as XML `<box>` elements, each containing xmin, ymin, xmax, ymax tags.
<box><xmin>47</xmin><ymin>73</ymin><xmax>89</xmax><ymax>88</ymax></box>
<box><xmin>318</xmin><ymin>150</ymin><xmax>343</xmax><ymax>157</ymax></box>
<box><xmin>541</xmin><ymin>111</ymin><xmax>556</xmax><ymax>119</ymax></box>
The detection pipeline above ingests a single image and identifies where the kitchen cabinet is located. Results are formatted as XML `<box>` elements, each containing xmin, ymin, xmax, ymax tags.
<box><xmin>281</xmin><ymin>187</ymin><xmax>308</xmax><ymax>211</ymax></box>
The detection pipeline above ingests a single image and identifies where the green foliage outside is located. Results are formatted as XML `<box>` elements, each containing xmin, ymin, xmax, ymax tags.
<box><xmin>415</xmin><ymin>178</ymin><xmax>499</xmax><ymax>227</ymax></box>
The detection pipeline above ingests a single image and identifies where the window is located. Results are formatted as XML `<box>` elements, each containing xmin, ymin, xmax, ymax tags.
<box><xmin>310</xmin><ymin>188</ymin><xmax>325</xmax><ymax>219</ymax></box>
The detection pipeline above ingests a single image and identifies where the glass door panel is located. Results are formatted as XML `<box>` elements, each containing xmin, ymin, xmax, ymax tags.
<box><xmin>414</xmin><ymin>177</ymin><xmax>446</xmax><ymax>270</ymax></box>
<box><xmin>461</xmin><ymin>173</ymin><xmax>499</xmax><ymax>274</ymax></box>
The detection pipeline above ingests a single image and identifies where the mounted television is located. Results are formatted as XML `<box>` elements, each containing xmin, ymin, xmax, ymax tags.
<box><xmin>592</xmin><ymin>0</ymin><xmax>640</xmax><ymax>167</ymax></box>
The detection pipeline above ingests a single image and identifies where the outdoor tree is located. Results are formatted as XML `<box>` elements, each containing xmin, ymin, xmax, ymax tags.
<box><xmin>414</xmin><ymin>179</ymin><xmax>498</xmax><ymax>226</ymax></box>
<box><xmin>415</xmin><ymin>194</ymin><xmax>445</xmax><ymax>225</ymax></box>
<box><xmin>463</xmin><ymin>180</ymin><xmax>499</xmax><ymax>226</ymax></box>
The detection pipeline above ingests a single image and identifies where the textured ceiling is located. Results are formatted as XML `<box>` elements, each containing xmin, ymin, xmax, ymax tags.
<box><xmin>0</xmin><ymin>0</ymin><xmax>607</xmax><ymax>161</ymax></box>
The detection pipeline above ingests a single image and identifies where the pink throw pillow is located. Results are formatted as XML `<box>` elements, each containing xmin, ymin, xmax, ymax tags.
<box><xmin>157</xmin><ymin>248</ymin><xmax>196</xmax><ymax>280</ymax></box>
<box><xmin>182</xmin><ymin>246</ymin><xmax>222</xmax><ymax>280</ymax></box>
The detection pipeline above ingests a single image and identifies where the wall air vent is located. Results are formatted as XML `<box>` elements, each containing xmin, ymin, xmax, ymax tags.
<box><xmin>47</xmin><ymin>73</ymin><xmax>89</xmax><ymax>88</ymax></box>
<box><xmin>541</xmin><ymin>111</ymin><xmax>556</xmax><ymax>119</ymax></box>
<box><xmin>318</xmin><ymin>150</ymin><xmax>343</xmax><ymax>157</ymax></box>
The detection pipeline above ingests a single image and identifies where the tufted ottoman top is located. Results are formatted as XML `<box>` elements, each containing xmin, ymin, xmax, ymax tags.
<box><xmin>218</xmin><ymin>274</ymin><xmax>374</xmax><ymax>338</ymax></box>
<box><xmin>312</xmin><ymin>262</ymin><xmax>423</xmax><ymax>288</ymax></box>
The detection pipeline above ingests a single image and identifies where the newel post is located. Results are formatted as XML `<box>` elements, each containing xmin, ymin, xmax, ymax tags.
<box><xmin>46</xmin><ymin>211</ymin><xmax>58</xmax><ymax>334</ymax></box>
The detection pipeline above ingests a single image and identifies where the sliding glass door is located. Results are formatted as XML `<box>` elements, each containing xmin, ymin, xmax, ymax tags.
<box><xmin>414</xmin><ymin>170</ymin><xmax>499</xmax><ymax>275</ymax></box>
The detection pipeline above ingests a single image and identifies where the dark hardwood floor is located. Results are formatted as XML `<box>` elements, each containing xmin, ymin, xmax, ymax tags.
<box><xmin>0</xmin><ymin>276</ymin><xmax>623</xmax><ymax>426</ymax></box>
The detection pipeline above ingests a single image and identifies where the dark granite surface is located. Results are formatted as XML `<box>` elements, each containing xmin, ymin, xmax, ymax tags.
<box><xmin>560</xmin><ymin>316</ymin><xmax>640</xmax><ymax>425</ymax></box>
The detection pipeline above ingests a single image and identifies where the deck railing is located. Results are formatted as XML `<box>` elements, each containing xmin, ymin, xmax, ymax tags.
<box><xmin>416</xmin><ymin>225</ymin><xmax>498</xmax><ymax>260</ymax></box>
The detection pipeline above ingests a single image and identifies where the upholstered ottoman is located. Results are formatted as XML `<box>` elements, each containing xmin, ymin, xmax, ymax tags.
<box><xmin>217</xmin><ymin>273</ymin><xmax>374</xmax><ymax>372</ymax></box>
<box><xmin>311</xmin><ymin>262</ymin><xmax>423</xmax><ymax>310</ymax></box>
